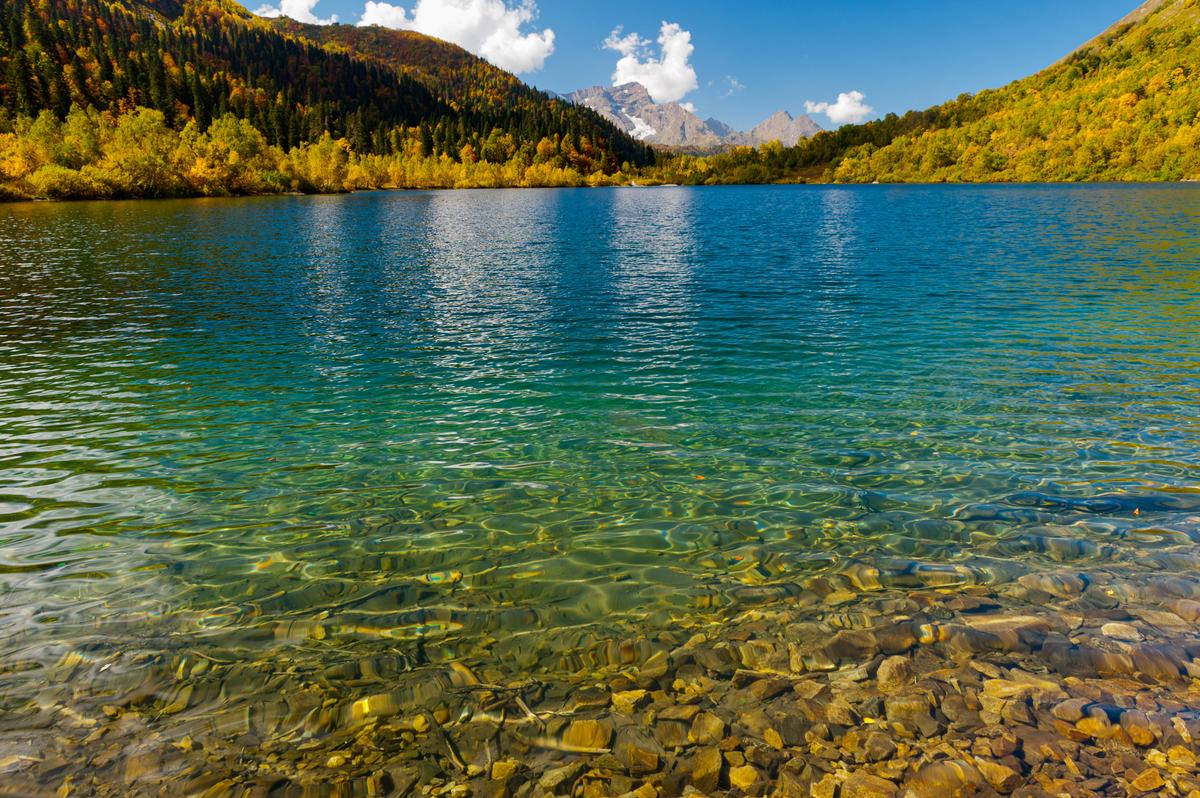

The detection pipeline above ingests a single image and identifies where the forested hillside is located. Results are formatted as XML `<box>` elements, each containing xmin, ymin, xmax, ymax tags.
<box><xmin>649</xmin><ymin>0</ymin><xmax>1200</xmax><ymax>184</ymax></box>
<box><xmin>0</xmin><ymin>0</ymin><xmax>651</xmax><ymax>199</ymax></box>
<box><xmin>268</xmin><ymin>19</ymin><xmax>651</xmax><ymax>170</ymax></box>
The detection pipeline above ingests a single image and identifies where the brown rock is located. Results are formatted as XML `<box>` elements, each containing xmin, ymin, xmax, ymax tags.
<box><xmin>876</xmin><ymin>624</ymin><xmax>918</xmax><ymax>654</ymax></box>
<box><xmin>1051</xmin><ymin>698</ymin><xmax>1090</xmax><ymax>723</ymax></box>
<box><xmin>1131</xmin><ymin>645</ymin><xmax>1182</xmax><ymax>682</ymax></box>
<box><xmin>491</xmin><ymin>760</ymin><xmax>519</xmax><ymax>781</ymax></box>
<box><xmin>975</xmin><ymin>759</ymin><xmax>1020</xmax><ymax>793</ymax></box>
<box><xmin>659</xmin><ymin>704</ymin><xmax>702</xmax><ymax>722</ymax></box>
<box><xmin>826</xmin><ymin>630</ymin><xmax>879</xmax><ymax>663</ymax></box>
<box><xmin>1169</xmin><ymin>598</ymin><xmax>1200</xmax><ymax>623</ymax></box>
<box><xmin>1017</xmin><ymin>572</ymin><xmax>1087</xmax><ymax>598</ymax></box>
<box><xmin>842</xmin><ymin>771</ymin><xmax>897</xmax><ymax>798</ymax></box>
<box><xmin>617</xmin><ymin>742</ymin><xmax>660</xmax><ymax>775</ymax></box>
<box><xmin>811</xmin><ymin>773</ymin><xmax>842</xmax><ymax>798</ymax></box>
<box><xmin>875</xmin><ymin>656</ymin><xmax>914</xmax><ymax>691</ymax></box>
<box><xmin>564</xmin><ymin>719</ymin><xmax>613</xmax><ymax>750</ymax></box>
<box><xmin>1120</xmin><ymin>710</ymin><xmax>1156</xmax><ymax>747</ymax></box>
<box><xmin>728</xmin><ymin>764</ymin><xmax>761</xmax><ymax>793</ymax></box>
<box><xmin>654</xmin><ymin>720</ymin><xmax>691</xmax><ymax>750</ymax></box>
<box><xmin>1130</xmin><ymin>768</ymin><xmax>1164</xmax><ymax>793</ymax></box>
<box><xmin>862</xmin><ymin>731</ymin><xmax>897</xmax><ymax>762</ymax></box>
<box><xmin>884</xmin><ymin>694</ymin><xmax>934</xmax><ymax>735</ymax></box>
<box><xmin>1076</xmin><ymin>707</ymin><xmax>1113</xmax><ymax>739</ymax></box>
<box><xmin>123</xmin><ymin>749</ymin><xmax>162</xmax><ymax>785</ymax></box>
<box><xmin>612</xmin><ymin>689</ymin><xmax>649</xmax><ymax>715</ymax></box>
<box><xmin>748</xmin><ymin>678</ymin><xmax>791</xmax><ymax>701</ymax></box>
<box><xmin>691</xmin><ymin>747</ymin><xmax>723</xmax><ymax>794</ymax></box>
<box><xmin>539</xmin><ymin>762</ymin><xmax>585</xmax><ymax>795</ymax></box>
<box><xmin>1167</xmin><ymin>745</ymin><xmax>1196</xmax><ymax>769</ymax></box>
<box><xmin>1100</xmin><ymin>622</ymin><xmax>1141</xmax><ymax>642</ymax></box>
<box><xmin>904</xmin><ymin>760</ymin><xmax>982</xmax><ymax>798</ymax></box>
<box><xmin>689</xmin><ymin>712</ymin><xmax>726</xmax><ymax>746</ymax></box>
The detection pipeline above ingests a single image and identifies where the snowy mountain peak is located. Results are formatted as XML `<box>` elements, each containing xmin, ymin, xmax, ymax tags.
<box><xmin>569</xmin><ymin>83</ymin><xmax>821</xmax><ymax>150</ymax></box>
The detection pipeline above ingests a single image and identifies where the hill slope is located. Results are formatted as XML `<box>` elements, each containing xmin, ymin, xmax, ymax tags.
<box><xmin>267</xmin><ymin>19</ymin><xmax>651</xmax><ymax>168</ymax></box>
<box><xmin>824</xmin><ymin>0</ymin><xmax>1200</xmax><ymax>182</ymax></box>
<box><xmin>648</xmin><ymin>0</ymin><xmax>1199</xmax><ymax>184</ymax></box>
<box><xmin>0</xmin><ymin>0</ymin><xmax>651</xmax><ymax>172</ymax></box>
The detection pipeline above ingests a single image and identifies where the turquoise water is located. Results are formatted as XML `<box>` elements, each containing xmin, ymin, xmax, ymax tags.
<box><xmin>2</xmin><ymin>184</ymin><xmax>1200</xmax><ymax>790</ymax></box>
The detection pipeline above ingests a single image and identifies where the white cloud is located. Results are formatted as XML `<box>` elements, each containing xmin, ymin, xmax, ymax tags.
<box><xmin>720</xmin><ymin>75</ymin><xmax>744</xmax><ymax>99</ymax></box>
<box><xmin>356</xmin><ymin>0</ymin><xmax>555</xmax><ymax>74</ymax></box>
<box><xmin>254</xmin><ymin>0</ymin><xmax>336</xmax><ymax>24</ymax></box>
<box><xmin>360</xmin><ymin>1</ymin><xmax>408</xmax><ymax>26</ymax></box>
<box><xmin>604</xmin><ymin>21</ymin><xmax>698</xmax><ymax>105</ymax></box>
<box><xmin>804</xmin><ymin>90</ymin><xmax>874</xmax><ymax>125</ymax></box>
<box><xmin>680</xmin><ymin>101</ymin><xmax>695</xmax><ymax>114</ymax></box>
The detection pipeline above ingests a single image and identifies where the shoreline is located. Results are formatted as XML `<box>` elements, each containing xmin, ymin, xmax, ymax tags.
<box><xmin>4</xmin><ymin>178</ymin><xmax>1200</xmax><ymax>206</ymax></box>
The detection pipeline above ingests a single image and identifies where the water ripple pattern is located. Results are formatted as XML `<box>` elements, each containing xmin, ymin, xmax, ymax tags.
<box><xmin>1</xmin><ymin>184</ymin><xmax>1200</xmax><ymax>791</ymax></box>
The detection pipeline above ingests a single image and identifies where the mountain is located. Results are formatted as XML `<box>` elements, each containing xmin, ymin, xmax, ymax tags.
<box><xmin>0</xmin><ymin>0</ymin><xmax>652</xmax><ymax>169</ymax></box>
<box><xmin>570</xmin><ymin>83</ymin><xmax>722</xmax><ymax>149</ymax></box>
<box><xmin>744</xmin><ymin>111</ymin><xmax>823</xmax><ymax>147</ymax></box>
<box><xmin>790</xmin><ymin>0</ymin><xmax>1200</xmax><ymax>182</ymax></box>
<box><xmin>570</xmin><ymin>83</ymin><xmax>821</xmax><ymax>150</ymax></box>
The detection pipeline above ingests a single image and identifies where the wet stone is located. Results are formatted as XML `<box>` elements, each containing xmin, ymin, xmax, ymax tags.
<box><xmin>842</xmin><ymin>771</ymin><xmax>898</xmax><ymax>798</ymax></box>
<box><xmin>884</xmin><ymin>694</ymin><xmax>935</xmax><ymax>735</ymax></box>
<box><xmin>747</xmin><ymin>677</ymin><xmax>791</xmax><ymax>701</ymax></box>
<box><xmin>1130</xmin><ymin>767</ymin><xmax>1164</xmax><ymax>793</ymax></box>
<box><xmin>616</xmin><ymin>740</ymin><xmax>660</xmax><ymax>775</ymax></box>
<box><xmin>1051</xmin><ymin>698</ymin><xmax>1091</xmax><ymax>723</ymax></box>
<box><xmin>975</xmin><ymin>759</ymin><xmax>1021</xmax><ymax>794</ymax></box>
<box><xmin>1120</xmin><ymin>709</ymin><xmax>1156</xmax><ymax>747</ymax></box>
<box><xmin>688</xmin><ymin>712</ymin><xmax>725</xmax><ymax>746</ymax></box>
<box><xmin>491</xmin><ymin>760</ymin><xmax>519</xmax><ymax>781</ymax></box>
<box><xmin>691</xmin><ymin>747</ymin><xmax>722</xmax><ymax>794</ymax></box>
<box><xmin>727</xmin><ymin>764</ymin><xmax>761</xmax><ymax>793</ymax></box>
<box><xmin>563</xmin><ymin>719</ymin><xmax>613</xmax><ymax>750</ymax></box>
<box><xmin>825</xmin><ymin>630</ymin><xmax>879</xmax><ymax>663</ymax></box>
<box><xmin>875</xmin><ymin>655</ymin><xmax>914</xmax><ymax>691</ymax></box>
<box><xmin>904</xmin><ymin>760</ymin><xmax>983</xmax><ymax>798</ymax></box>
<box><xmin>861</xmin><ymin>731</ymin><xmax>897</xmax><ymax>762</ymax></box>
<box><xmin>612</xmin><ymin>690</ymin><xmax>648</xmax><ymax>715</ymax></box>
<box><xmin>653</xmin><ymin>720</ymin><xmax>691</xmax><ymax>750</ymax></box>
<box><xmin>539</xmin><ymin>762</ymin><xmax>585</xmax><ymax>795</ymax></box>
<box><xmin>1101</xmin><ymin>622</ymin><xmax>1142</xmax><ymax>642</ymax></box>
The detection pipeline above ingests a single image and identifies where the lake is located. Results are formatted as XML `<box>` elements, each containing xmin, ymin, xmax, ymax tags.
<box><xmin>2</xmin><ymin>184</ymin><xmax>1200</xmax><ymax>795</ymax></box>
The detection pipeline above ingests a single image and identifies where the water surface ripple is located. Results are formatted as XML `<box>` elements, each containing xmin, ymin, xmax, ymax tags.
<box><xmin>1</xmin><ymin>184</ymin><xmax>1200</xmax><ymax>794</ymax></box>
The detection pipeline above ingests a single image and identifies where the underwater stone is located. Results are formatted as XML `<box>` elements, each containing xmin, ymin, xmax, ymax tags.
<box><xmin>875</xmin><ymin>655</ymin><xmax>914</xmax><ymax>691</ymax></box>
<box><xmin>903</xmin><ymin>760</ymin><xmax>983</xmax><ymax>798</ymax></box>
<box><xmin>688</xmin><ymin>712</ymin><xmax>725</xmax><ymax>746</ymax></box>
<box><xmin>691</xmin><ymin>746</ymin><xmax>723</xmax><ymax>794</ymax></box>
<box><xmin>563</xmin><ymin>719</ymin><xmax>613</xmax><ymax>750</ymax></box>
<box><xmin>842</xmin><ymin>771</ymin><xmax>898</xmax><ymax>798</ymax></box>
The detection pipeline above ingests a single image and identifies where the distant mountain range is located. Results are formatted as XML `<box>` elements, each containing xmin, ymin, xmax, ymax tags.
<box><xmin>569</xmin><ymin>83</ymin><xmax>822</xmax><ymax>151</ymax></box>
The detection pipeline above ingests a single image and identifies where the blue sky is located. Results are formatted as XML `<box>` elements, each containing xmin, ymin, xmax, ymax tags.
<box><xmin>262</xmin><ymin>0</ymin><xmax>1139</xmax><ymax>130</ymax></box>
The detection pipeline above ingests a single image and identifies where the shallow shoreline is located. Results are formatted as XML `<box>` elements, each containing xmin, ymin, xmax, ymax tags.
<box><xmin>8</xmin><ymin>555</ymin><xmax>1200</xmax><ymax>797</ymax></box>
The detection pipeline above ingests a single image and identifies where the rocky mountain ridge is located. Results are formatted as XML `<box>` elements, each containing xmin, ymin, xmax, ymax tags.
<box><xmin>570</xmin><ymin>83</ymin><xmax>821</xmax><ymax>150</ymax></box>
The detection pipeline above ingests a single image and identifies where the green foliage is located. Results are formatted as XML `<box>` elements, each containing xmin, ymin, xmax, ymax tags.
<box><xmin>0</xmin><ymin>104</ymin><xmax>625</xmax><ymax>198</ymax></box>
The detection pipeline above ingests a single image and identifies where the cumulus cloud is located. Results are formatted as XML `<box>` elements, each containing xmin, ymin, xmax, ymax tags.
<box><xmin>604</xmin><ymin>21</ymin><xmax>698</xmax><ymax>104</ymax></box>
<box><xmin>254</xmin><ymin>0</ymin><xmax>336</xmax><ymax>24</ymax></box>
<box><xmin>357</xmin><ymin>0</ymin><xmax>555</xmax><ymax>74</ymax></box>
<box><xmin>804</xmin><ymin>90</ymin><xmax>874</xmax><ymax>125</ymax></box>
